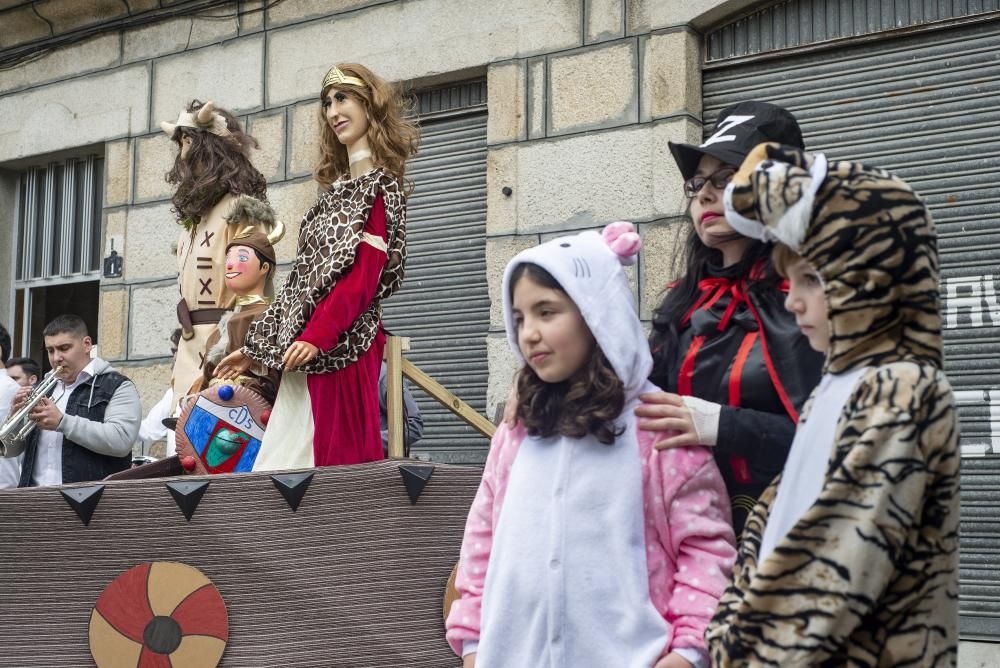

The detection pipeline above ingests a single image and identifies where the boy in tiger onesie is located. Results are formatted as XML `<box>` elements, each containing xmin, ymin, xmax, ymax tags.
<box><xmin>705</xmin><ymin>142</ymin><xmax>959</xmax><ymax>667</ymax></box>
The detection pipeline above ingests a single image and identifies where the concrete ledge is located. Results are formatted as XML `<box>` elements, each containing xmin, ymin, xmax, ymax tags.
<box><xmin>548</xmin><ymin>39</ymin><xmax>638</xmax><ymax>137</ymax></box>
<box><xmin>641</xmin><ymin>30</ymin><xmax>702</xmax><ymax>122</ymax></box>
<box><xmin>638</xmin><ymin>217</ymin><xmax>688</xmax><ymax>320</ymax></box>
<box><xmin>586</xmin><ymin>0</ymin><xmax>625</xmax><ymax>44</ymax></box>
<box><xmin>265</xmin><ymin>0</ymin><xmax>388</xmax><ymax>28</ymax></box>
<box><xmin>626</xmin><ymin>0</ymin><xmax>758</xmax><ymax>34</ymax></box>
<box><xmin>151</xmin><ymin>34</ymin><xmax>264</xmax><ymax>130</ymax></box>
<box><xmin>0</xmin><ymin>33</ymin><xmax>120</xmax><ymax>96</ymax></box>
<box><xmin>248</xmin><ymin>109</ymin><xmax>287</xmax><ymax>182</ymax></box>
<box><xmin>286</xmin><ymin>101</ymin><xmax>321</xmax><ymax>179</ymax></box>
<box><xmin>98</xmin><ymin>288</ymin><xmax>129</xmax><ymax>361</ymax></box>
<box><xmin>485</xmin><ymin>234</ymin><xmax>539</xmax><ymax>329</ymax></box>
<box><xmin>527</xmin><ymin>57</ymin><xmax>546</xmax><ymax>140</ymax></box>
<box><xmin>485</xmin><ymin>117</ymin><xmax>698</xmax><ymax>236</ymax></box>
<box><xmin>487</xmin><ymin>61</ymin><xmax>527</xmax><ymax>145</ymax></box>
<box><xmin>0</xmin><ymin>64</ymin><xmax>150</xmax><ymax>162</ymax></box>
<box><xmin>123</xmin><ymin>11</ymin><xmax>240</xmax><ymax>63</ymax></box>
<box><xmin>486</xmin><ymin>333</ymin><xmax>520</xmax><ymax>424</ymax></box>
<box><xmin>267</xmin><ymin>178</ymin><xmax>320</xmax><ymax>262</ymax></box>
<box><xmin>134</xmin><ymin>134</ymin><xmax>175</xmax><ymax>203</ymax></box>
<box><xmin>265</xmin><ymin>0</ymin><xmax>582</xmax><ymax>107</ymax></box>
<box><xmin>129</xmin><ymin>283</ymin><xmax>179</xmax><ymax>358</ymax></box>
<box><xmin>104</xmin><ymin>139</ymin><xmax>133</xmax><ymax>208</ymax></box>
<box><xmin>959</xmin><ymin>641</ymin><xmax>1000</xmax><ymax>667</ymax></box>
<box><xmin>116</xmin><ymin>360</ymin><xmax>173</xmax><ymax>414</ymax></box>
<box><xmin>0</xmin><ymin>6</ymin><xmax>51</xmax><ymax>50</ymax></box>
<box><xmin>123</xmin><ymin>201</ymin><xmax>180</xmax><ymax>282</ymax></box>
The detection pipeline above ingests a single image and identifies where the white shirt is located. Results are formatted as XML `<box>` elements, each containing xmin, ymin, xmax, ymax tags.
<box><xmin>136</xmin><ymin>388</ymin><xmax>176</xmax><ymax>457</ymax></box>
<box><xmin>32</xmin><ymin>361</ymin><xmax>96</xmax><ymax>487</ymax></box>
<box><xmin>758</xmin><ymin>367</ymin><xmax>869</xmax><ymax>562</ymax></box>
<box><xmin>475</xmin><ymin>420</ymin><xmax>674</xmax><ymax>668</ymax></box>
<box><xmin>0</xmin><ymin>370</ymin><xmax>21</xmax><ymax>489</ymax></box>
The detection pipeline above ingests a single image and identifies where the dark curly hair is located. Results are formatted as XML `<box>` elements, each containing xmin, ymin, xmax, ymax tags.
<box><xmin>510</xmin><ymin>263</ymin><xmax>625</xmax><ymax>445</ymax></box>
<box><xmin>166</xmin><ymin>100</ymin><xmax>268</xmax><ymax>230</ymax></box>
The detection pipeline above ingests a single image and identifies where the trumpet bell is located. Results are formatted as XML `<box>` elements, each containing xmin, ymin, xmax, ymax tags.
<box><xmin>0</xmin><ymin>365</ymin><xmax>65</xmax><ymax>458</ymax></box>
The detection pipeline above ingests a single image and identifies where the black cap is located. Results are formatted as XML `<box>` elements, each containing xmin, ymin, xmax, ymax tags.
<box><xmin>668</xmin><ymin>101</ymin><xmax>805</xmax><ymax>181</ymax></box>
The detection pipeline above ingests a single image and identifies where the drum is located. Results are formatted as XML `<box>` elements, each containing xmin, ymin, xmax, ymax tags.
<box><xmin>175</xmin><ymin>384</ymin><xmax>271</xmax><ymax>475</ymax></box>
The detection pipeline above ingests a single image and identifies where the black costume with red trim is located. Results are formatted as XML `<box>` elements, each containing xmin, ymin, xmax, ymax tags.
<box><xmin>650</xmin><ymin>260</ymin><xmax>823</xmax><ymax>535</ymax></box>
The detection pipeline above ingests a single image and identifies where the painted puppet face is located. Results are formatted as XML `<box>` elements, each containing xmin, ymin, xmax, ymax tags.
<box><xmin>224</xmin><ymin>245</ymin><xmax>269</xmax><ymax>296</ymax></box>
<box><xmin>783</xmin><ymin>256</ymin><xmax>831</xmax><ymax>353</ymax></box>
<box><xmin>512</xmin><ymin>275</ymin><xmax>595</xmax><ymax>384</ymax></box>
<box><xmin>322</xmin><ymin>88</ymin><xmax>370</xmax><ymax>148</ymax></box>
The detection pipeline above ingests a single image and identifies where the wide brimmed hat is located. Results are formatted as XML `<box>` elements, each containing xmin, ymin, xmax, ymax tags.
<box><xmin>668</xmin><ymin>101</ymin><xmax>805</xmax><ymax>181</ymax></box>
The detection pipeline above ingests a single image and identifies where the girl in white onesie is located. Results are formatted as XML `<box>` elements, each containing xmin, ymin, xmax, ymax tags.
<box><xmin>446</xmin><ymin>223</ymin><xmax>737</xmax><ymax>668</ymax></box>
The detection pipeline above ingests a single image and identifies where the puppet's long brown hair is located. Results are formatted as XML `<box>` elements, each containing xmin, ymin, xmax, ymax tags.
<box><xmin>167</xmin><ymin>100</ymin><xmax>268</xmax><ymax>229</ymax></box>
<box><xmin>314</xmin><ymin>63</ymin><xmax>419</xmax><ymax>188</ymax></box>
<box><xmin>511</xmin><ymin>263</ymin><xmax>625</xmax><ymax>445</ymax></box>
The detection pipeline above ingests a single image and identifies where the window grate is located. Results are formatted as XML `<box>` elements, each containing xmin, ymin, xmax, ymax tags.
<box><xmin>15</xmin><ymin>155</ymin><xmax>104</xmax><ymax>285</ymax></box>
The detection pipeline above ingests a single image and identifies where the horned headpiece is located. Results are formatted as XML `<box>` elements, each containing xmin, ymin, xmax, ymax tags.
<box><xmin>160</xmin><ymin>101</ymin><xmax>231</xmax><ymax>138</ymax></box>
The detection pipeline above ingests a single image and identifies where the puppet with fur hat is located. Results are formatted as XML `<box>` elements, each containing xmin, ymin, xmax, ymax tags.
<box><xmin>162</xmin><ymin>100</ymin><xmax>278</xmax><ymax>410</ymax></box>
<box><xmin>187</xmin><ymin>225</ymin><xmax>283</xmax><ymax>404</ymax></box>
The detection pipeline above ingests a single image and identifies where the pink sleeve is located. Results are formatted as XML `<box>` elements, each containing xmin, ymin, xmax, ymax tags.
<box><xmin>663</xmin><ymin>456</ymin><xmax>737</xmax><ymax>653</ymax></box>
<box><xmin>444</xmin><ymin>422</ymin><xmax>520</xmax><ymax>657</ymax></box>
<box><xmin>297</xmin><ymin>195</ymin><xmax>388</xmax><ymax>352</ymax></box>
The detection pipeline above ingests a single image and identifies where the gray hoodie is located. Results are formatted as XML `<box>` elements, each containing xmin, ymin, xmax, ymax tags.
<box><xmin>57</xmin><ymin>357</ymin><xmax>142</xmax><ymax>458</ymax></box>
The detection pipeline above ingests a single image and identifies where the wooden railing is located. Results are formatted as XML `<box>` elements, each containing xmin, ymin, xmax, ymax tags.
<box><xmin>383</xmin><ymin>335</ymin><xmax>495</xmax><ymax>458</ymax></box>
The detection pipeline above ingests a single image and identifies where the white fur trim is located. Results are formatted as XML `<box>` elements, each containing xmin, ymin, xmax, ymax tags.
<box><xmin>723</xmin><ymin>153</ymin><xmax>828</xmax><ymax>252</ymax></box>
<box><xmin>773</xmin><ymin>153</ymin><xmax>828</xmax><ymax>250</ymax></box>
<box><xmin>206</xmin><ymin>311</ymin><xmax>235</xmax><ymax>366</ymax></box>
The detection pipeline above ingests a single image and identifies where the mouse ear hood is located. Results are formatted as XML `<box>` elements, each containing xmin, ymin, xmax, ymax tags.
<box><xmin>501</xmin><ymin>223</ymin><xmax>651</xmax><ymax>399</ymax></box>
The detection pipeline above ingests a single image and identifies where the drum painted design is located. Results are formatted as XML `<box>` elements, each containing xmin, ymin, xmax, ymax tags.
<box><xmin>89</xmin><ymin>561</ymin><xmax>228</xmax><ymax>667</ymax></box>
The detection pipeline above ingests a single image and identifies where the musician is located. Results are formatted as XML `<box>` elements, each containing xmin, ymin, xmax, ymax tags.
<box><xmin>0</xmin><ymin>324</ymin><xmax>21</xmax><ymax>489</ymax></box>
<box><xmin>15</xmin><ymin>315</ymin><xmax>142</xmax><ymax>487</ymax></box>
<box><xmin>5</xmin><ymin>357</ymin><xmax>41</xmax><ymax>388</ymax></box>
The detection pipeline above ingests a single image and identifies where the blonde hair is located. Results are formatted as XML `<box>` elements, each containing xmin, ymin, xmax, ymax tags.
<box><xmin>772</xmin><ymin>243</ymin><xmax>805</xmax><ymax>278</ymax></box>
<box><xmin>314</xmin><ymin>63</ymin><xmax>420</xmax><ymax>188</ymax></box>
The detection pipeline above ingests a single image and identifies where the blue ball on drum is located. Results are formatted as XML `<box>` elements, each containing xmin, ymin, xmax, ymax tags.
<box><xmin>218</xmin><ymin>385</ymin><xmax>235</xmax><ymax>401</ymax></box>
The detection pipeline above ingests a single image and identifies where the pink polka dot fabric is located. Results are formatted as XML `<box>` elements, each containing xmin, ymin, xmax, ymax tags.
<box><xmin>445</xmin><ymin>420</ymin><xmax>737</xmax><ymax>660</ymax></box>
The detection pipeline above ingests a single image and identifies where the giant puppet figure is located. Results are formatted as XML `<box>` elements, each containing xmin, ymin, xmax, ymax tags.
<box><xmin>174</xmin><ymin>224</ymin><xmax>285</xmax><ymax>476</ymax></box>
<box><xmin>215</xmin><ymin>63</ymin><xmax>419</xmax><ymax>469</ymax></box>
<box><xmin>190</xmin><ymin>224</ymin><xmax>284</xmax><ymax>404</ymax></box>
<box><xmin>161</xmin><ymin>100</ymin><xmax>274</xmax><ymax>408</ymax></box>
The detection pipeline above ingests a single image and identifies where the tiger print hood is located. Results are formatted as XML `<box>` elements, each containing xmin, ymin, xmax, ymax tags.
<box><xmin>723</xmin><ymin>143</ymin><xmax>943</xmax><ymax>375</ymax></box>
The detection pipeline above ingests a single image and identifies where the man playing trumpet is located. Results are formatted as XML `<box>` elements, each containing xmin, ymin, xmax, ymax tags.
<box><xmin>11</xmin><ymin>315</ymin><xmax>141</xmax><ymax>487</ymax></box>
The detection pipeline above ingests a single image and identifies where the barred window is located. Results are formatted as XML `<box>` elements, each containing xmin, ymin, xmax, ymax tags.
<box><xmin>12</xmin><ymin>154</ymin><xmax>103</xmax><ymax>361</ymax></box>
<box><xmin>15</xmin><ymin>155</ymin><xmax>104</xmax><ymax>282</ymax></box>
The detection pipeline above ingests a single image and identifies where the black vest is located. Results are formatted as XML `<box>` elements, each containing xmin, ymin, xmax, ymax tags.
<box><xmin>18</xmin><ymin>371</ymin><xmax>133</xmax><ymax>487</ymax></box>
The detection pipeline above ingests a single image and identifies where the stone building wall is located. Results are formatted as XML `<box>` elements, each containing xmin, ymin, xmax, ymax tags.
<box><xmin>0</xmin><ymin>0</ymin><xmax>728</xmax><ymax>425</ymax></box>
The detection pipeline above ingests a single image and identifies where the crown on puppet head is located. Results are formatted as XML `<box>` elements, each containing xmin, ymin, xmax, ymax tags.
<box><xmin>159</xmin><ymin>101</ymin><xmax>231</xmax><ymax>138</ymax></box>
<box><xmin>322</xmin><ymin>66</ymin><xmax>368</xmax><ymax>92</ymax></box>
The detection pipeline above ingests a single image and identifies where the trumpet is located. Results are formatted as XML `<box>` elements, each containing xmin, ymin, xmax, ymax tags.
<box><xmin>0</xmin><ymin>366</ymin><xmax>64</xmax><ymax>458</ymax></box>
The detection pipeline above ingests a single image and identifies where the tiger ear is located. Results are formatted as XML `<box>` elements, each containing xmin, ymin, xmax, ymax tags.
<box><xmin>725</xmin><ymin>144</ymin><xmax>828</xmax><ymax>250</ymax></box>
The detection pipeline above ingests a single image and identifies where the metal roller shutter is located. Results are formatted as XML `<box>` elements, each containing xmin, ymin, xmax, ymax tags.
<box><xmin>382</xmin><ymin>81</ymin><xmax>490</xmax><ymax>465</ymax></box>
<box><xmin>703</xmin><ymin>15</ymin><xmax>1000</xmax><ymax>638</ymax></box>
